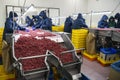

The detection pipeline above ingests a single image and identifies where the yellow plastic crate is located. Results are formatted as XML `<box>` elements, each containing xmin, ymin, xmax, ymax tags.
<box><xmin>73</xmin><ymin>44</ymin><xmax>86</xmax><ymax>48</ymax></box>
<box><xmin>72</xmin><ymin>33</ymin><xmax>88</xmax><ymax>36</ymax></box>
<box><xmin>0</xmin><ymin>27</ymin><xmax>4</xmax><ymax>34</ymax></box>
<box><xmin>0</xmin><ymin>74</ymin><xmax>15</xmax><ymax>80</ymax></box>
<box><xmin>52</xmin><ymin>26</ymin><xmax>64</xmax><ymax>32</ymax></box>
<box><xmin>97</xmin><ymin>57</ymin><xmax>120</xmax><ymax>66</ymax></box>
<box><xmin>72</xmin><ymin>29</ymin><xmax>88</xmax><ymax>49</ymax></box>
<box><xmin>72</xmin><ymin>29</ymin><xmax>88</xmax><ymax>34</ymax></box>
<box><xmin>83</xmin><ymin>50</ymin><xmax>98</xmax><ymax>61</ymax></box>
<box><xmin>72</xmin><ymin>36</ymin><xmax>87</xmax><ymax>39</ymax></box>
<box><xmin>0</xmin><ymin>27</ymin><xmax>4</xmax><ymax>30</ymax></box>
<box><xmin>0</xmin><ymin>50</ymin><xmax>2</xmax><ymax>55</ymax></box>
<box><xmin>73</xmin><ymin>43</ymin><xmax>86</xmax><ymax>47</ymax></box>
<box><xmin>72</xmin><ymin>36</ymin><xmax>86</xmax><ymax>39</ymax></box>
<box><xmin>0</xmin><ymin>65</ymin><xmax>6</xmax><ymax>76</ymax></box>
<box><xmin>0</xmin><ymin>75</ymin><xmax>8</xmax><ymax>80</ymax></box>
<box><xmin>0</xmin><ymin>36</ymin><xmax>3</xmax><ymax>38</ymax></box>
<box><xmin>0</xmin><ymin>65</ymin><xmax>15</xmax><ymax>80</ymax></box>
<box><xmin>72</xmin><ymin>40</ymin><xmax>86</xmax><ymax>43</ymax></box>
<box><xmin>72</xmin><ymin>41</ymin><xmax>86</xmax><ymax>45</ymax></box>
<box><xmin>74</xmin><ymin>46</ymin><xmax>85</xmax><ymax>49</ymax></box>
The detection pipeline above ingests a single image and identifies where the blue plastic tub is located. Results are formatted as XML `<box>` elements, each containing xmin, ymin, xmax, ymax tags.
<box><xmin>80</xmin><ymin>73</ymin><xmax>90</xmax><ymax>80</ymax></box>
<box><xmin>100</xmin><ymin>48</ymin><xmax>117</xmax><ymax>54</ymax></box>
<box><xmin>0</xmin><ymin>57</ymin><xmax>2</xmax><ymax>65</ymax></box>
<box><xmin>111</xmin><ymin>60</ymin><xmax>120</xmax><ymax>72</ymax></box>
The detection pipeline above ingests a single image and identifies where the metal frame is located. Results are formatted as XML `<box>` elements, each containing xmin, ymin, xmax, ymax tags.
<box><xmin>11</xmin><ymin>32</ymin><xmax>84</xmax><ymax>79</ymax></box>
<box><xmin>5</xmin><ymin>5</ymin><xmax>60</xmax><ymax>24</ymax></box>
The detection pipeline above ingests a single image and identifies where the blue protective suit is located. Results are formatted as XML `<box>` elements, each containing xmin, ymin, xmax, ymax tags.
<box><xmin>39</xmin><ymin>11</ymin><xmax>52</xmax><ymax>31</ymax></box>
<box><xmin>64</xmin><ymin>16</ymin><xmax>73</xmax><ymax>33</ymax></box>
<box><xmin>98</xmin><ymin>15</ymin><xmax>109</xmax><ymax>28</ymax></box>
<box><xmin>32</xmin><ymin>15</ymin><xmax>42</xmax><ymax>29</ymax></box>
<box><xmin>108</xmin><ymin>16</ymin><xmax>116</xmax><ymax>28</ymax></box>
<box><xmin>115</xmin><ymin>13</ymin><xmax>120</xmax><ymax>28</ymax></box>
<box><xmin>72</xmin><ymin>13</ymin><xmax>88</xmax><ymax>29</ymax></box>
<box><xmin>4</xmin><ymin>11</ymin><xmax>26</xmax><ymax>33</ymax></box>
<box><xmin>25</xmin><ymin>16</ymin><xmax>34</xmax><ymax>27</ymax></box>
<box><xmin>3</xmin><ymin>11</ymin><xmax>26</xmax><ymax>40</ymax></box>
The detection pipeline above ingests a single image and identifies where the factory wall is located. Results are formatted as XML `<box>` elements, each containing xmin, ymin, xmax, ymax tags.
<box><xmin>0</xmin><ymin>0</ymin><xmax>88</xmax><ymax>27</ymax></box>
<box><xmin>0</xmin><ymin>0</ymin><xmax>6</xmax><ymax>27</ymax></box>
<box><xmin>1</xmin><ymin>0</ymin><xmax>120</xmax><ymax>27</ymax></box>
<box><xmin>87</xmin><ymin>0</ymin><xmax>120</xmax><ymax>28</ymax></box>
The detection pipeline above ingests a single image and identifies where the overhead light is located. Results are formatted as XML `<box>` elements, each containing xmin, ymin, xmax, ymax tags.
<box><xmin>90</xmin><ymin>11</ymin><xmax>112</xmax><ymax>15</ymax></box>
<box><xmin>52</xmin><ymin>16</ymin><xmax>66</xmax><ymax>19</ymax></box>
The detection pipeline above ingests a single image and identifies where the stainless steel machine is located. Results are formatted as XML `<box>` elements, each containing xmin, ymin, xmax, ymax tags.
<box><xmin>11</xmin><ymin>31</ymin><xmax>84</xmax><ymax>80</ymax></box>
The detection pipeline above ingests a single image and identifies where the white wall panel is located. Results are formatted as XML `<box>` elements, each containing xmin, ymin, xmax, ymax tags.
<box><xmin>87</xmin><ymin>0</ymin><xmax>120</xmax><ymax>27</ymax></box>
<box><xmin>0</xmin><ymin>0</ymin><xmax>88</xmax><ymax>26</ymax></box>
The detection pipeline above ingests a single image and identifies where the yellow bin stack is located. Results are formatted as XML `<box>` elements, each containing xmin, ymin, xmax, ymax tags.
<box><xmin>72</xmin><ymin>29</ymin><xmax>88</xmax><ymax>49</ymax></box>
<box><xmin>52</xmin><ymin>25</ymin><xmax>64</xmax><ymax>32</ymax></box>
<box><xmin>0</xmin><ymin>65</ymin><xmax>15</xmax><ymax>80</ymax></box>
<box><xmin>0</xmin><ymin>27</ymin><xmax>4</xmax><ymax>55</ymax></box>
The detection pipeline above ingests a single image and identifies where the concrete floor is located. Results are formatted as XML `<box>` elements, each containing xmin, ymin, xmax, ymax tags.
<box><xmin>81</xmin><ymin>58</ymin><xmax>110</xmax><ymax>80</ymax></box>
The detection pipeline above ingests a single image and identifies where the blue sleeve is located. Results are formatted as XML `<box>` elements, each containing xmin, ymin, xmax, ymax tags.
<box><xmin>15</xmin><ymin>23</ymin><xmax>26</xmax><ymax>30</ymax></box>
<box><xmin>98</xmin><ymin>21</ymin><xmax>109</xmax><ymax>28</ymax></box>
<box><xmin>41</xmin><ymin>19</ymin><xmax>52</xmax><ymax>30</ymax></box>
<box><xmin>81</xmin><ymin>19</ymin><xmax>88</xmax><ymax>28</ymax></box>
<box><xmin>98</xmin><ymin>21</ymin><xmax>104</xmax><ymax>28</ymax></box>
<box><xmin>33</xmin><ymin>21</ymin><xmax>42</xmax><ymax>29</ymax></box>
<box><xmin>26</xmin><ymin>21</ymin><xmax>31</xmax><ymax>27</ymax></box>
<box><xmin>26</xmin><ymin>20</ymin><xmax>34</xmax><ymax>27</ymax></box>
<box><xmin>5</xmin><ymin>20</ymin><xmax>13</xmax><ymax>33</ymax></box>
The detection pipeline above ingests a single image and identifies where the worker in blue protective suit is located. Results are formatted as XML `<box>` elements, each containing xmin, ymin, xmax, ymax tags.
<box><xmin>3</xmin><ymin>11</ymin><xmax>28</xmax><ymax>40</ymax></box>
<box><xmin>72</xmin><ymin>13</ymin><xmax>88</xmax><ymax>29</ymax></box>
<box><xmin>25</xmin><ymin>16</ymin><xmax>34</xmax><ymax>27</ymax></box>
<box><xmin>64</xmin><ymin>16</ymin><xmax>73</xmax><ymax>33</ymax></box>
<box><xmin>32</xmin><ymin>15</ymin><xmax>42</xmax><ymax>30</ymax></box>
<box><xmin>108</xmin><ymin>16</ymin><xmax>116</xmax><ymax>28</ymax></box>
<box><xmin>98</xmin><ymin>15</ymin><xmax>109</xmax><ymax>28</ymax></box>
<box><xmin>115</xmin><ymin>13</ymin><xmax>120</xmax><ymax>28</ymax></box>
<box><xmin>32</xmin><ymin>15</ymin><xmax>41</xmax><ymax>24</ymax></box>
<box><xmin>39</xmin><ymin>11</ymin><xmax>52</xmax><ymax>31</ymax></box>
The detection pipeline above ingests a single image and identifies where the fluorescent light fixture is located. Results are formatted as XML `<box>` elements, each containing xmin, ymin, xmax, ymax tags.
<box><xmin>90</xmin><ymin>11</ymin><xmax>112</xmax><ymax>15</ymax></box>
<box><xmin>51</xmin><ymin>11</ymin><xmax>111</xmax><ymax>20</ymax></box>
<box><xmin>52</xmin><ymin>16</ymin><xmax>66</xmax><ymax>19</ymax></box>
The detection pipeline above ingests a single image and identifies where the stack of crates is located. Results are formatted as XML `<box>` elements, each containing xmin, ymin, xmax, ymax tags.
<box><xmin>72</xmin><ymin>29</ymin><xmax>88</xmax><ymax>49</ymax></box>
<box><xmin>0</xmin><ymin>27</ymin><xmax>15</xmax><ymax>80</ymax></box>
<box><xmin>0</xmin><ymin>65</ymin><xmax>15</xmax><ymax>80</ymax></box>
<box><xmin>52</xmin><ymin>25</ymin><xmax>64</xmax><ymax>32</ymax></box>
<box><xmin>0</xmin><ymin>27</ymin><xmax>4</xmax><ymax>56</ymax></box>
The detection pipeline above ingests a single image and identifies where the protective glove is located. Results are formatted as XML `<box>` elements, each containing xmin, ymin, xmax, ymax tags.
<box><xmin>32</xmin><ymin>26</ymin><xmax>36</xmax><ymax>30</ymax></box>
<box><xmin>25</xmin><ymin>29</ymin><xmax>29</xmax><ymax>32</ymax></box>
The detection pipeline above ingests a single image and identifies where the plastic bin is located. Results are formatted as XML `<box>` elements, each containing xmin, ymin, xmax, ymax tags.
<box><xmin>111</xmin><ymin>60</ymin><xmax>120</xmax><ymax>72</ymax></box>
<box><xmin>100</xmin><ymin>48</ymin><xmax>117</xmax><ymax>54</ymax></box>
<box><xmin>52</xmin><ymin>26</ymin><xmax>64</xmax><ymax>32</ymax></box>
<box><xmin>72</xmin><ymin>29</ymin><xmax>88</xmax><ymax>49</ymax></box>
<box><xmin>80</xmin><ymin>73</ymin><xmax>90</xmax><ymax>80</ymax></box>
<box><xmin>109</xmin><ymin>60</ymin><xmax>120</xmax><ymax>80</ymax></box>
<box><xmin>0</xmin><ymin>57</ymin><xmax>2</xmax><ymax>65</ymax></box>
<box><xmin>100</xmin><ymin>48</ymin><xmax>117</xmax><ymax>61</ymax></box>
<box><xmin>0</xmin><ymin>67</ymin><xmax>15</xmax><ymax>80</ymax></box>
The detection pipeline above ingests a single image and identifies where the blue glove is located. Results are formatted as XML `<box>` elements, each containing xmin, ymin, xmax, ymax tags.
<box><xmin>25</xmin><ymin>29</ymin><xmax>29</xmax><ymax>32</ymax></box>
<box><xmin>32</xmin><ymin>26</ymin><xmax>36</xmax><ymax>30</ymax></box>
